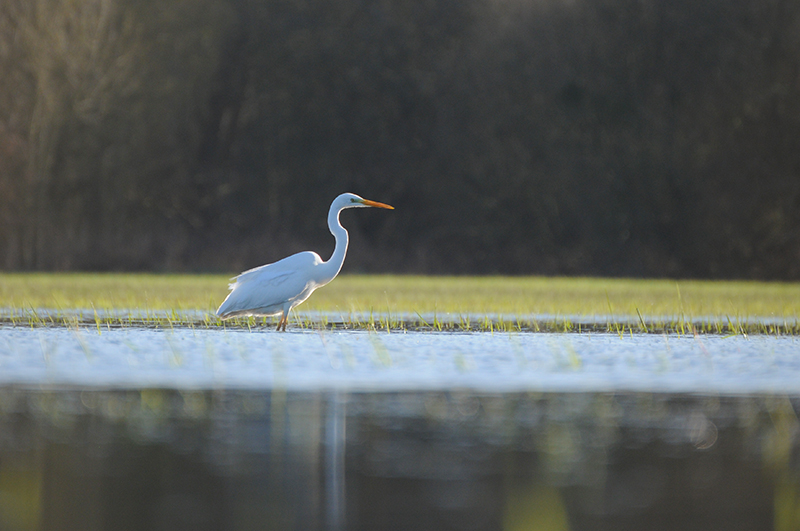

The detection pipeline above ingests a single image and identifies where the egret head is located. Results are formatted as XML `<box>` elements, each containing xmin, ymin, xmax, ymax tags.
<box><xmin>336</xmin><ymin>193</ymin><xmax>394</xmax><ymax>210</ymax></box>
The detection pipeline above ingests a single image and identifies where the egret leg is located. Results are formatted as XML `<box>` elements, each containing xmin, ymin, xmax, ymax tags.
<box><xmin>277</xmin><ymin>312</ymin><xmax>288</xmax><ymax>332</ymax></box>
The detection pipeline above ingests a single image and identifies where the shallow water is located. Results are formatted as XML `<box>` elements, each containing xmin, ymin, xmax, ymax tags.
<box><xmin>0</xmin><ymin>328</ymin><xmax>799</xmax><ymax>531</ymax></box>
<box><xmin>1</xmin><ymin>328</ymin><xmax>799</xmax><ymax>393</ymax></box>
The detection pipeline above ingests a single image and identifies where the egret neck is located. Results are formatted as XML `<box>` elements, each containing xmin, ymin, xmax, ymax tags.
<box><xmin>319</xmin><ymin>200</ymin><xmax>350</xmax><ymax>284</ymax></box>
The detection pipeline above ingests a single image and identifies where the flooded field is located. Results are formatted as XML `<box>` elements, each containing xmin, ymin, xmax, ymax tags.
<box><xmin>0</xmin><ymin>327</ymin><xmax>799</xmax><ymax>530</ymax></box>
<box><xmin>1</xmin><ymin>327</ymin><xmax>799</xmax><ymax>393</ymax></box>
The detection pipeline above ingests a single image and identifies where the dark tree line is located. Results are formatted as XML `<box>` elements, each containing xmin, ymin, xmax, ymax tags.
<box><xmin>1</xmin><ymin>0</ymin><xmax>799</xmax><ymax>278</ymax></box>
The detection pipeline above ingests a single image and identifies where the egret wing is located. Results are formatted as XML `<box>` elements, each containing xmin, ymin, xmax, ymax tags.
<box><xmin>216</xmin><ymin>252</ymin><xmax>323</xmax><ymax>318</ymax></box>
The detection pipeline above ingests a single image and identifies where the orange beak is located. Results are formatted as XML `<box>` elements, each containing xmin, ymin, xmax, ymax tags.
<box><xmin>360</xmin><ymin>199</ymin><xmax>394</xmax><ymax>209</ymax></box>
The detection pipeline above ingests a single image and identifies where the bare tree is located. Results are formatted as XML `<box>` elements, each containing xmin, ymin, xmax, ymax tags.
<box><xmin>0</xmin><ymin>0</ymin><xmax>238</xmax><ymax>269</ymax></box>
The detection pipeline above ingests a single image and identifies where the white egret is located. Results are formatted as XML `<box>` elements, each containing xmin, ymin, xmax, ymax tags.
<box><xmin>216</xmin><ymin>193</ymin><xmax>394</xmax><ymax>330</ymax></box>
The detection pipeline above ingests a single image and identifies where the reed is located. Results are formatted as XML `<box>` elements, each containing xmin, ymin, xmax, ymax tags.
<box><xmin>1</xmin><ymin>273</ymin><xmax>798</xmax><ymax>334</ymax></box>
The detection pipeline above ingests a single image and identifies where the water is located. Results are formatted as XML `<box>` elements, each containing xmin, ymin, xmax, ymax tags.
<box><xmin>2</xmin><ymin>328</ymin><xmax>800</xmax><ymax>393</ymax></box>
<box><xmin>0</xmin><ymin>327</ymin><xmax>799</xmax><ymax>530</ymax></box>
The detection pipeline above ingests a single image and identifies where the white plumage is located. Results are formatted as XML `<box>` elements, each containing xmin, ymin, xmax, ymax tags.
<box><xmin>216</xmin><ymin>193</ymin><xmax>393</xmax><ymax>330</ymax></box>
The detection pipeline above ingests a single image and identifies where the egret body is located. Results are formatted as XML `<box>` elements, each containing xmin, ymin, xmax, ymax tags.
<box><xmin>216</xmin><ymin>193</ymin><xmax>394</xmax><ymax>330</ymax></box>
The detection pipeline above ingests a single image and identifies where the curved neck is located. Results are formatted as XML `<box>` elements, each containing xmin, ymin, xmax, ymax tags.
<box><xmin>320</xmin><ymin>204</ymin><xmax>349</xmax><ymax>283</ymax></box>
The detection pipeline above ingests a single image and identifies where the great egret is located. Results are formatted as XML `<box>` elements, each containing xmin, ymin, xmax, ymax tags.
<box><xmin>216</xmin><ymin>193</ymin><xmax>394</xmax><ymax>330</ymax></box>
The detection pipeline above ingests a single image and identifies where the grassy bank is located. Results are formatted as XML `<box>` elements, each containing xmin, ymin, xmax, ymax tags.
<box><xmin>1</xmin><ymin>273</ymin><xmax>798</xmax><ymax>333</ymax></box>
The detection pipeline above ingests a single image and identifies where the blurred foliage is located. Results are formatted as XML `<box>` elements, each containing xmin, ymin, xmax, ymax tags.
<box><xmin>2</xmin><ymin>273</ymin><xmax>798</xmax><ymax>325</ymax></box>
<box><xmin>1</xmin><ymin>0</ymin><xmax>799</xmax><ymax>277</ymax></box>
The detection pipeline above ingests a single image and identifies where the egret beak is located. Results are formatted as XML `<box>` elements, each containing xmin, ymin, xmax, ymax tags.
<box><xmin>360</xmin><ymin>199</ymin><xmax>394</xmax><ymax>209</ymax></box>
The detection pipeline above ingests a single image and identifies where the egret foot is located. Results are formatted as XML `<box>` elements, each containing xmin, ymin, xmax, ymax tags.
<box><xmin>277</xmin><ymin>313</ymin><xmax>288</xmax><ymax>332</ymax></box>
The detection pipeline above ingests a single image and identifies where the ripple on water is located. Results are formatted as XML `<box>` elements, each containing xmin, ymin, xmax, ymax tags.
<box><xmin>0</xmin><ymin>328</ymin><xmax>798</xmax><ymax>393</ymax></box>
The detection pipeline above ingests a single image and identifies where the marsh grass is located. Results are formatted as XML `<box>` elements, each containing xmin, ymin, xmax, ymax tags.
<box><xmin>1</xmin><ymin>273</ymin><xmax>798</xmax><ymax>334</ymax></box>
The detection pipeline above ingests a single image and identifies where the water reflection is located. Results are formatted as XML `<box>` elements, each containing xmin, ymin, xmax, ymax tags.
<box><xmin>0</xmin><ymin>388</ymin><xmax>797</xmax><ymax>531</ymax></box>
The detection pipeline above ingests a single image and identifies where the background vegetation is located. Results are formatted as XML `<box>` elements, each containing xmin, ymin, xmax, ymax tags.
<box><xmin>1</xmin><ymin>0</ymin><xmax>799</xmax><ymax>278</ymax></box>
<box><xmin>3</xmin><ymin>273</ymin><xmax>799</xmax><ymax>325</ymax></box>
